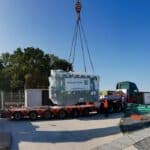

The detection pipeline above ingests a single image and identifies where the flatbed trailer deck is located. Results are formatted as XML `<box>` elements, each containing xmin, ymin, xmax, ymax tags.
<box><xmin>8</xmin><ymin>103</ymin><xmax>99</xmax><ymax>120</ymax></box>
<box><xmin>7</xmin><ymin>96</ymin><xmax>126</xmax><ymax>121</ymax></box>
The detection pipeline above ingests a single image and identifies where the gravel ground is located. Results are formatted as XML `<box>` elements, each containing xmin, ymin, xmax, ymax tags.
<box><xmin>0</xmin><ymin>113</ymin><xmax>123</xmax><ymax>150</ymax></box>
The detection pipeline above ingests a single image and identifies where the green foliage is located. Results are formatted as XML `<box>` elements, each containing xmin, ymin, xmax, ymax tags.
<box><xmin>0</xmin><ymin>52</ymin><xmax>10</xmax><ymax>67</ymax></box>
<box><xmin>0</xmin><ymin>47</ymin><xmax>72</xmax><ymax>91</ymax></box>
<box><xmin>0</xmin><ymin>61</ymin><xmax>3</xmax><ymax>70</ymax></box>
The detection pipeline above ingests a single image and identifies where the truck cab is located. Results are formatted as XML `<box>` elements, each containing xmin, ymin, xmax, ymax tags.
<box><xmin>116</xmin><ymin>81</ymin><xmax>139</xmax><ymax>103</ymax></box>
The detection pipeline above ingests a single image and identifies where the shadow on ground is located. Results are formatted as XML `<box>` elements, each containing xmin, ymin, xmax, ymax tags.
<box><xmin>0</xmin><ymin>113</ymin><xmax>122</xmax><ymax>150</ymax></box>
<box><xmin>78</xmin><ymin>113</ymin><xmax>123</xmax><ymax>121</ymax></box>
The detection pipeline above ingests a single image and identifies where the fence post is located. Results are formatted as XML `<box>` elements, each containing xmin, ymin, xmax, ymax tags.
<box><xmin>0</xmin><ymin>91</ymin><xmax>4</xmax><ymax>110</ymax></box>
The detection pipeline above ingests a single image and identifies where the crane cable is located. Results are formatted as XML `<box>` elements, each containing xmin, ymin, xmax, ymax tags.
<box><xmin>78</xmin><ymin>21</ymin><xmax>86</xmax><ymax>72</ymax></box>
<box><xmin>80</xmin><ymin>21</ymin><xmax>94</xmax><ymax>73</ymax></box>
<box><xmin>69</xmin><ymin>0</ymin><xmax>94</xmax><ymax>73</ymax></box>
<box><xmin>68</xmin><ymin>0</ymin><xmax>81</xmax><ymax>63</ymax></box>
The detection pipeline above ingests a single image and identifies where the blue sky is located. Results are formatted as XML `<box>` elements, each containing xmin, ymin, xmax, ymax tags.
<box><xmin>0</xmin><ymin>0</ymin><xmax>150</xmax><ymax>91</ymax></box>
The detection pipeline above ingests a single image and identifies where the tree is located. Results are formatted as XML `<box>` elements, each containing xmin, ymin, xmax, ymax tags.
<box><xmin>0</xmin><ymin>47</ymin><xmax>72</xmax><ymax>91</ymax></box>
<box><xmin>49</xmin><ymin>54</ymin><xmax>72</xmax><ymax>71</ymax></box>
<box><xmin>0</xmin><ymin>60</ymin><xmax>3</xmax><ymax>70</ymax></box>
<box><xmin>0</xmin><ymin>53</ymin><xmax>11</xmax><ymax>90</ymax></box>
<box><xmin>23</xmin><ymin>47</ymin><xmax>50</xmax><ymax>89</ymax></box>
<box><xmin>0</xmin><ymin>53</ymin><xmax>10</xmax><ymax>67</ymax></box>
<box><xmin>0</xmin><ymin>67</ymin><xmax>11</xmax><ymax>91</ymax></box>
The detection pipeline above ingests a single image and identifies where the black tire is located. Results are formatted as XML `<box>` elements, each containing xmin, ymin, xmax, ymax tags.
<box><xmin>96</xmin><ymin>108</ymin><xmax>101</xmax><ymax>114</ymax></box>
<box><xmin>13</xmin><ymin>112</ymin><xmax>22</xmax><ymax>121</ymax></box>
<box><xmin>43</xmin><ymin>111</ymin><xmax>53</xmax><ymax>120</ymax></box>
<box><xmin>29</xmin><ymin>112</ymin><xmax>37</xmax><ymax>121</ymax></box>
<box><xmin>108</xmin><ymin>104</ymin><xmax>114</xmax><ymax>113</ymax></box>
<box><xmin>116</xmin><ymin>103</ymin><xmax>122</xmax><ymax>112</ymax></box>
<box><xmin>82</xmin><ymin>108</ymin><xmax>89</xmax><ymax>116</ymax></box>
<box><xmin>122</xmin><ymin>102</ymin><xmax>127</xmax><ymax>112</ymax></box>
<box><xmin>71</xmin><ymin>109</ymin><xmax>80</xmax><ymax>118</ymax></box>
<box><xmin>58</xmin><ymin>110</ymin><xmax>67</xmax><ymax>119</ymax></box>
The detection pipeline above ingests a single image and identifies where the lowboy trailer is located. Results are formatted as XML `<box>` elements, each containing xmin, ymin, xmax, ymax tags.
<box><xmin>7</xmin><ymin>102</ymin><xmax>99</xmax><ymax>121</ymax></box>
<box><xmin>7</xmin><ymin>97</ymin><xmax>126</xmax><ymax>121</ymax></box>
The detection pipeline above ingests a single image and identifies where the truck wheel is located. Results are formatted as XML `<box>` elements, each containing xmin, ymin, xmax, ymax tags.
<box><xmin>29</xmin><ymin>112</ymin><xmax>37</xmax><ymax>121</ymax></box>
<box><xmin>108</xmin><ymin>105</ymin><xmax>114</xmax><ymax>113</ymax></box>
<box><xmin>71</xmin><ymin>110</ymin><xmax>80</xmax><ymax>118</ymax></box>
<box><xmin>96</xmin><ymin>109</ymin><xmax>100</xmax><ymax>114</ymax></box>
<box><xmin>13</xmin><ymin>112</ymin><xmax>22</xmax><ymax>121</ymax></box>
<box><xmin>117</xmin><ymin>103</ymin><xmax>122</xmax><ymax>112</ymax></box>
<box><xmin>82</xmin><ymin>108</ymin><xmax>89</xmax><ymax>116</ymax></box>
<box><xmin>122</xmin><ymin>103</ymin><xmax>127</xmax><ymax>111</ymax></box>
<box><xmin>58</xmin><ymin>110</ymin><xmax>67</xmax><ymax>119</ymax></box>
<box><xmin>43</xmin><ymin>111</ymin><xmax>53</xmax><ymax>120</ymax></box>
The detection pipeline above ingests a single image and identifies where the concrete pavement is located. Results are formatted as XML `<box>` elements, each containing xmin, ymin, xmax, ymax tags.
<box><xmin>0</xmin><ymin>113</ymin><xmax>123</xmax><ymax>150</ymax></box>
<box><xmin>0</xmin><ymin>132</ymin><xmax>11</xmax><ymax>150</ymax></box>
<box><xmin>92</xmin><ymin>126</ymin><xmax>150</xmax><ymax>150</ymax></box>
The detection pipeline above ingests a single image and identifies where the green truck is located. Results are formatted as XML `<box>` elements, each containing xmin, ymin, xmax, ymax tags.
<box><xmin>116</xmin><ymin>81</ymin><xmax>150</xmax><ymax>104</ymax></box>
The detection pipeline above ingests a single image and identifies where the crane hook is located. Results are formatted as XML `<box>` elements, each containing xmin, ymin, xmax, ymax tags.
<box><xmin>75</xmin><ymin>0</ymin><xmax>82</xmax><ymax>21</ymax></box>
